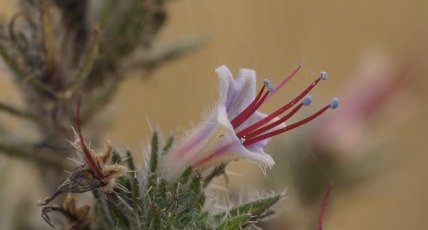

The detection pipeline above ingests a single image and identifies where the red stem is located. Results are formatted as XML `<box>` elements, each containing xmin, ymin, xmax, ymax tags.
<box><xmin>75</xmin><ymin>97</ymin><xmax>103</xmax><ymax>178</ymax></box>
<box><xmin>316</xmin><ymin>183</ymin><xmax>333</xmax><ymax>230</ymax></box>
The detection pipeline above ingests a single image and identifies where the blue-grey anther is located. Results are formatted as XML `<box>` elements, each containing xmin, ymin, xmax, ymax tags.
<box><xmin>330</xmin><ymin>97</ymin><xmax>340</xmax><ymax>109</ymax></box>
<box><xmin>263</xmin><ymin>79</ymin><xmax>274</xmax><ymax>92</ymax></box>
<box><xmin>303</xmin><ymin>95</ymin><xmax>313</xmax><ymax>106</ymax></box>
<box><xmin>320</xmin><ymin>71</ymin><xmax>328</xmax><ymax>80</ymax></box>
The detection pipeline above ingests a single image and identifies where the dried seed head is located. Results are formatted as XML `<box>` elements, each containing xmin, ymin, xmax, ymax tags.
<box><xmin>40</xmin><ymin>141</ymin><xmax>129</xmax><ymax>207</ymax></box>
<box><xmin>42</xmin><ymin>194</ymin><xmax>94</xmax><ymax>229</ymax></box>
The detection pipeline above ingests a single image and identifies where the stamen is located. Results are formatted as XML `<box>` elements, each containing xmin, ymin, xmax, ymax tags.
<box><xmin>236</xmin><ymin>74</ymin><xmax>326</xmax><ymax>138</ymax></box>
<box><xmin>266</xmin><ymin>65</ymin><xmax>302</xmax><ymax>100</ymax></box>
<box><xmin>240</xmin><ymin>95</ymin><xmax>313</xmax><ymax>140</ymax></box>
<box><xmin>231</xmin><ymin>66</ymin><xmax>306</xmax><ymax>129</ymax></box>
<box><xmin>243</xmin><ymin>98</ymin><xmax>337</xmax><ymax>146</ymax></box>
<box><xmin>75</xmin><ymin>97</ymin><xmax>104</xmax><ymax>178</ymax></box>
<box><xmin>231</xmin><ymin>84</ymin><xmax>269</xmax><ymax>129</ymax></box>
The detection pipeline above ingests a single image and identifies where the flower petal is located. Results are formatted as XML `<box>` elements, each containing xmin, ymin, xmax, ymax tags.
<box><xmin>226</xmin><ymin>68</ymin><xmax>257</xmax><ymax>119</ymax></box>
<box><xmin>215</xmin><ymin>66</ymin><xmax>257</xmax><ymax>117</ymax></box>
<box><xmin>193</xmin><ymin>106</ymin><xmax>275</xmax><ymax>171</ymax></box>
<box><xmin>215</xmin><ymin>65</ymin><xmax>234</xmax><ymax>106</ymax></box>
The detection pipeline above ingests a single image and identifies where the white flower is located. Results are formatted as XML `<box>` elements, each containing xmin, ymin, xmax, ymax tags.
<box><xmin>159</xmin><ymin>65</ymin><xmax>338</xmax><ymax>179</ymax></box>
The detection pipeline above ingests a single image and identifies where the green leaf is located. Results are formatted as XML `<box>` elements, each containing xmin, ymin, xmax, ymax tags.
<box><xmin>125</xmin><ymin>150</ymin><xmax>136</xmax><ymax>171</ymax></box>
<box><xmin>203</xmin><ymin>164</ymin><xmax>226</xmax><ymax>188</ymax></box>
<box><xmin>216</xmin><ymin>214</ymin><xmax>251</xmax><ymax>230</ymax></box>
<box><xmin>190</xmin><ymin>174</ymin><xmax>202</xmax><ymax>194</ymax></box>
<box><xmin>147</xmin><ymin>131</ymin><xmax>159</xmax><ymax>193</ymax></box>
<box><xmin>158</xmin><ymin>179</ymin><xmax>167</xmax><ymax>200</ymax></box>
<box><xmin>179</xmin><ymin>167</ymin><xmax>192</xmax><ymax>185</ymax></box>
<box><xmin>161</xmin><ymin>136</ymin><xmax>174</xmax><ymax>155</ymax></box>
<box><xmin>149</xmin><ymin>131</ymin><xmax>159</xmax><ymax>174</ymax></box>
<box><xmin>215</xmin><ymin>193</ymin><xmax>283</xmax><ymax>229</ymax></box>
<box><xmin>112</xmin><ymin>151</ymin><xmax>123</xmax><ymax>164</ymax></box>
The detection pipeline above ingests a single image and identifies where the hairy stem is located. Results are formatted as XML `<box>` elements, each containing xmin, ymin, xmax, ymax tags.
<box><xmin>0</xmin><ymin>141</ymin><xmax>67</xmax><ymax>170</ymax></box>
<box><xmin>0</xmin><ymin>101</ymin><xmax>39</xmax><ymax>122</ymax></box>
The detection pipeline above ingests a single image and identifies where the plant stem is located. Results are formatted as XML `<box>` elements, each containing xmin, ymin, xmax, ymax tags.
<box><xmin>0</xmin><ymin>101</ymin><xmax>39</xmax><ymax>122</ymax></box>
<box><xmin>0</xmin><ymin>141</ymin><xmax>67</xmax><ymax>170</ymax></box>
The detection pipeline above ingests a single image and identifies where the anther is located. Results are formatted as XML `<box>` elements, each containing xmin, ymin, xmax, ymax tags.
<box><xmin>264</xmin><ymin>79</ymin><xmax>274</xmax><ymax>92</ymax></box>
<box><xmin>303</xmin><ymin>95</ymin><xmax>313</xmax><ymax>106</ymax></box>
<box><xmin>320</xmin><ymin>71</ymin><xmax>328</xmax><ymax>80</ymax></box>
<box><xmin>330</xmin><ymin>97</ymin><xmax>339</xmax><ymax>109</ymax></box>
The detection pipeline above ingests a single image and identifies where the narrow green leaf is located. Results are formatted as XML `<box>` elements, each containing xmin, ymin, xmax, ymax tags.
<box><xmin>229</xmin><ymin>194</ymin><xmax>282</xmax><ymax>218</ymax></box>
<box><xmin>190</xmin><ymin>174</ymin><xmax>202</xmax><ymax>194</ymax></box>
<box><xmin>147</xmin><ymin>132</ymin><xmax>159</xmax><ymax>195</ymax></box>
<box><xmin>161</xmin><ymin>136</ymin><xmax>174</xmax><ymax>155</ymax></box>
<box><xmin>126</xmin><ymin>151</ymin><xmax>136</xmax><ymax>171</ymax></box>
<box><xmin>158</xmin><ymin>179</ymin><xmax>167</xmax><ymax>200</ymax></box>
<box><xmin>111</xmin><ymin>151</ymin><xmax>122</xmax><ymax>164</ymax></box>
<box><xmin>173</xmin><ymin>167</ymin><xmax>192</xmax><ymax>194</ymax></box>
<box><xmin>203</xmin><ymin>164</ymin><xmax>226</xmax><ymax>188</ymax></box>
<box><xmin>216</xmin><ymin>214</ymin><xmax>251</xmax><ymax>230</ymax></box>
<box><xmin>149</xmin><ymin>131</ymin><xmax>159</xmax><ymax>174</ymax></box>
<box><xmin>179</xmin><ymin>167</ymin><xmax>192</xmax><ymax>184</ymax></box>
<box><xmin>215</xmin><ymin>193</ymin><xmax>283</xmax><ymax>228</ymax></box>
<box><xmin>125</xmin><ymin>150</ymin><xmax>142</xmax><ymax>223</ymax></box>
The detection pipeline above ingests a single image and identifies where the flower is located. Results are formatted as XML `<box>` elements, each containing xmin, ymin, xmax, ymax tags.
<box><xmin>159</xmin><ymin>65</ymin><xmax>338</xmax><ymax>179</ymax></box>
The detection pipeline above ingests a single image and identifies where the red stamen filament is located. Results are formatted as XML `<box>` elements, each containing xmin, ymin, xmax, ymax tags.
<box><xmin>76</xmin><ymin>98</ymin><xmax>104</xmax><ymax>178</ymax></box>
<box><xmin>236</xmin><ymin>76</ymin><xmax>323</xmax><ymax>138</ymax></box>
<box><xmin>243</xmin><ymin>103</ymin><xmax>331</xmax><ymax>146</ymax></box>
<box><xmin>231</xmin><ymin>65</ymin><xmax>302</xmax><ymax>130</ymax></box>
<box><xmin>266</xmin><ymin>65</ymin><xmax>302</xmax><ymax>101</ymax></box>
<box><xmin>231</xmin><ymin>85</ymin><xmax>269</xmax><ymax>129</ymax></box>
<box><xmin>240</xmin><ymin>102</ymin><xmax>304</xmax><ymax>140</ymax></box>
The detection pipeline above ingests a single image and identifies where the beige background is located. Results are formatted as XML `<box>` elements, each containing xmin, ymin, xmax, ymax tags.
<box><xmin>1</xmin><ymin>0</ymin><xmax>428</xmax><ymax>229</ymax></box>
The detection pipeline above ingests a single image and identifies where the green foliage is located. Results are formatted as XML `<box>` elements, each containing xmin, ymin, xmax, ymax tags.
<box><xmin>215</xmin><ymin>194</ymin><xmax>282</xmax><ymax>230</ymax></box>
<box><xmin>93</xmin><ymin>132</ymin><xmax>284</xmax><ymax>229</ymax></box>
<box><xmin>203</xmin><ymin>164</ymin><xmax>226</xmax><ymax>188</ymax></box>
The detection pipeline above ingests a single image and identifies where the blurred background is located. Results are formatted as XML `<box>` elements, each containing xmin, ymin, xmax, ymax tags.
<box><xmin>0</xmin><ymin>0</ymin><xmax>427</xmax><ymax>229</ymax></box>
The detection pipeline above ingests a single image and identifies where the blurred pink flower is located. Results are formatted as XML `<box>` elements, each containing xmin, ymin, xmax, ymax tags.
<box><xmin>312</xmin><ymin>53</ymin><xmax>410</xmax><ymax>158</ymax></box>
<box><xmin>159</xmin><ymin>65</ymin><xmax>338</xmax><ymax>179</ymax></box>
